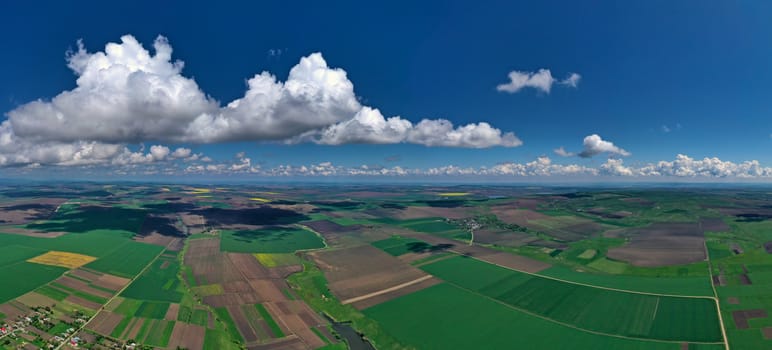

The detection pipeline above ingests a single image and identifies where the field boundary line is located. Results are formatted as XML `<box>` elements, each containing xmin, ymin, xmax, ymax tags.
<box><xmin>704</xmin><ymin>241</ymin><xmax>730</xmax><ymax>350</ymax></box>
<box><xmin>446</xmin><ymin>249</ymin><xmax>716</xmax><ymax>300</ymax></box>
<box><xmin>412</xmin><ymin>253</ymin><xmax>456</xmax><ymax>267</ymax></box>
<box><xmin>440</xmin><ymin>280</ymin><xmax>725</xmax><ymax>346</ymax></box>
<box><xmin>340</xmin><ymin>275</ymin><xmax>434</xmax><ymax>305</ymax></box>
<box><xmin>55</xmin><ymin>241</ymin><xmax>173</xmax><ymax>350</ymax></box>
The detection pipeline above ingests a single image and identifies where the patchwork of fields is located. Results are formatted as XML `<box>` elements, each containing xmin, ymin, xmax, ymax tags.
<box><xmin>6</xmin><ymin>185</ymin><xmax>772</xmax><ymax>349</ymax></box>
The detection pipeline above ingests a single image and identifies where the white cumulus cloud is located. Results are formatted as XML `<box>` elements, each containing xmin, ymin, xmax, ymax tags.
<box><xmin>4</xmin><ymin>34</ymin><xmax>519</xmax><ymax>159</ymax></box>
<box><xmin>497</xmin><ymin>69</ymin><xmax>580</xmax><ymax>94</ymax></box>
<box><xmin>578</xmin><ymin>134</ymin><xmax>631</xmax><ymax>158</ymax></box>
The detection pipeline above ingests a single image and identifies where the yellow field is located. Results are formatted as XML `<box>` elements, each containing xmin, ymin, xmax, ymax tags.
<box><xmin>249</xmin><ymin>197</ymin><xmax>271</xmax><ymax>203</ymax></box>
<box><xmin>577</xmin><ymin>249</ymin><xmax>598</xmax><ymax>259</ymax></box>
<box><xmin>438</xmin><ymin>192</ymin><xmax>470</xmax><ymax>196</ymax></box>
<box><xmin>190</xmin><ymin>188</ymin><xmax>211</xmax><ymax>194</ymax></box>
<box><xmin>27</xmin><ymin>251</ymin><xmax>97</xmax><ymax>269</ymax></box>
<box><xmin>254</xmin><ymin>253</ymin><xmax>299</xmax><ymax>267</ymax></box>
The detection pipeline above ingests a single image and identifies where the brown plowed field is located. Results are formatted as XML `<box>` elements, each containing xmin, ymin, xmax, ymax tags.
<box><xmin>165</xmin><ymin>303</ymin><xmax>179</xmax><ymax>321</ymax></box>
<box><xmin>223</xmin><ymin>280</ymin><xmax>255</xmax><ymax>293</ymax></box>
<box><xmin>168</xmin><ymin>323</ymin><xmax>205</xmax><ymax>350</ymax></box>
<box><xmin>0</xmin><ymin>302</ymin><xmax>29</xmax><ymax>320</ymax></box>
<box><xmin>247</xmin><ymin>337</ymin><xmax>307</xmax><ymax>350</ymax></box>
<box><xmin>248</xmin><ymin>280</ymin><xmax>286</xmax><ymax>302</ymax></box>
<box><xmin>55</xmin><ymin>276</ymin><xmax>113</xmax><ymax>298</ymax></box>
<box><xmin>125</xmin><ymin>318</ymin><xmax>145</xmax><ymax>340</ymax></box>
<box><xmin>393</xmin><ymin>206</ymin><xmax>473</xmax><ymax>220</ymax></box>
<box><xmin>16</xmin><ymin>292</ymin><xmax>57</xmax><ymax>308</ymax></box>
<box><xmin>69</xmin><ymin>268</ymin><xmax>102</xmax><ymax>282</ymax></box>
<box><xmin>280</xmin><ymin>314</ymin><xmax>325</xmax><ymax>348</ymax></box>
<box><xmin>351</xmin><ymin>277</ymin><xmax>440</xmax><ymax>310</ymax></box>
<box><xmin>405</xmin><ymin>233</ymin><xmax>551</xmax><ymax>273</ymax></box>
<box><xmin>65</xmin><ymin>295</ymin><xmax>102</xmax><ymax>310</ymax></box>
<box><xmin>309</xmin><ymin>245</ymin><xmax>428</xmax><ymax>301</ymax></box>
<box><xmin>87</xmin><ymin>312</ymin><xmax>124</xmax><ymax>335</ymax></box>
<box><xmin>732</xmin><ymin>309</ymin><xmax>768</xmax><ymax>329</ymax></box>
<box><xmin>93</xmin><ymin>273</ymin><xmax>131</xmax><ymax>291</ymax></box>
<box><xmin>490</xmin><ymin>207</ymin><xmax>550</xmax><ymax>226</ymax></box>
<box><xmin>607</xmin><ymin>222</ymin><xmax>708</xmax><ymax>267</ymax></box>
<box><xmin>227</xmin><ymin>305</ymin><xmax>259</xmax><ymax>343</ymax></box>
<box><xmin>229</xmin><ymin>253</ymin><xmax>270</xmax><ymax>279</ymax></box>
<box><xmin>763</xmin><ymin>327</ymin><xmax>772</xmax><ymax>340</ymax></box>
<box><xmin>474</xmin><ymin>228</ymin><xmax>539</xmax><ymax>247</ymax></box>
<box><xmin>133</xmin><ymin>232</ymin><xmax>179</xmax><ymax>247</ymax></box>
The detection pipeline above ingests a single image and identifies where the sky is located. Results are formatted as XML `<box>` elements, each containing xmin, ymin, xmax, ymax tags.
<box><xmin>1</xmin><ymin>1</ymin><xmax>772</xmax><ymax>181</ymax></box>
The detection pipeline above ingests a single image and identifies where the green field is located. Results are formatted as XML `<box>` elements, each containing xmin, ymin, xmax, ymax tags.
<box><xmin>121</xmin><ymin>257</ymin><xmax>183</xmax><ymax>302</ymax></box>
<box><xmin>0</xmin><ymin>244</ymin><xmax>46</xmax><ymax>267</ymax></box>
<box><xmin>374</xmin><ymin>217</ymin><xmax>468</xmax><ymax>239</ymax></box>
<box><xmin>420</xmin><ymin>256</ymin><xmax>722</xmax><ymax>342</ymax></box>
<box><xmin>0</xmin><ymin>262</ymin><xmax>67</xmax><ymax>303</ymax></box>
<box><xmin>364</xmin><ymin>283</ymin><xmax>716</xmax><ymax>350</ymax></box>
<box><xmin>110</xmin><ymin>316</ymin><xmax>132</xmax><ymax>338</ymax></box>
<box><xmin>143</xmin><ymin>320</ymin><xmax>175</xmax><ymax>347</ymax></box>
<box><xmin>539</xmin><ymin>266</ymin><xmax>714</xmax><ymax>296</ymax></box>
<box><xmin>255</xmin><ymin>303</ymin><xmax>284</xmax><ymax>337</ymax></box>
<box><xmin>214</xmin><ymin>307</ymin><xmax>245</xmax><ymax>343</ymax></box>
<box><xmin>114</xmin><ymin>298</ymin><xmax>143</xmax><ymax>316</ymax></box>
<box><xmin>0</xmin><ymin>230</ymin><xmax>132</xmax><ymax>258</ymax></box>
<box><xmin>50</xmin><ymin>281</ymin><xmax>108</xmax><ymax>304</ymax></box>
<box><xmin>134</xmin><ymin>301</ymin><xmax>170</xmax><ymax>319</ymax></box>
<box><xmin>371</xmin><ymin>236</ymin><xmax>431</xmax><ymax>256</ymax></box>
<box><xmin>35</xmin><ymin>285</ymin><xmax>69</xmax><ymax>301</ymax></box>
<box><xmin>85</xmin><ymin>241</ymin><xmax>163</xmax><ymax>278</ymax></box>
<box><xmin>220</xmin><ymin>226</ymin><xmax>325</xmax><ymax>253</ymax></box>
<box><xmin>204</xmin><ymin>329</ymin><xmax>238</xmax><ymax>350</ymax></box>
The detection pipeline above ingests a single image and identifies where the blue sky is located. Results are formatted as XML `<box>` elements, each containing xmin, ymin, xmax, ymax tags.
<box><xmin>1</xmin><ymin>1</ymin><xmax>771</xmax><ymax>179</ymax></box>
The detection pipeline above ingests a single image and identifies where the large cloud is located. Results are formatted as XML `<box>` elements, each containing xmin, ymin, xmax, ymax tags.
<box><xmin>577</xmin><ymin>134</ymin><xmax>631</xmax><ymax>158</ymax></box>
<box><xmin>308</xmin><ymin>107</ymin><xmax>522</xmax><ymax>148</ymax></box>
<box><xmin>310</xmin><ymin>107</ymin><xmax>521</xmax><ymax>148</ymax></box>
<box><xmin>5</xmin><ymin>34</ymin><xmax>519</xmax><ymax>157</ymax></box>
<box><xmin>497</xmin><ymin>69</ymin><xmax>580</xmax><ymax>94</ymax></box>
<box><xmin>9</xmin><ymin>36</ymin><xmax>218</xmax><ymax>143</ymax></box>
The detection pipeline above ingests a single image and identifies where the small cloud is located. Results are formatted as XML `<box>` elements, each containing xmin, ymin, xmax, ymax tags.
<box><xmin>661</xmin><ymin>123</ymin><xmax>682</xmax><ymax>133</ymax></box>
<box><xmin>554</xmin><ymin>147</ymin><xmax>575</xmax><ymax>157</ymax></box>
<box><xmin>497</xmin><ymin>69</ymin><xmax>580</xmax><ymax>94</ymax></box>
<box><xmin>577</xmin><ymin>134</ymin><xmax>630</xmax><ymax>158</ymax></box>
<box><xmin>559</xmin><ymin>73</ymin><xmax>581</xmax><ymax>88</ymax></box>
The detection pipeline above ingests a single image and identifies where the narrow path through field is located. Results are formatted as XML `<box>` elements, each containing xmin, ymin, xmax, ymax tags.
<box><xmin>440</xmin><ymin>279</ymin><xmax>725</xmax><ymax>346</ymax></box>
<box><xmin>704</xmin><ymin>241</ymin><xmax>730</xmax><ymax>350</ymax></box>
<box><xmin>340</xmin><ymin>275</ymin><xmax>434</xmax><ymax>305</ymax></box>
<box><xmin>54</xmin><ymin>240</ymin><xmax>174</xmax><ymax>350</ymax></box>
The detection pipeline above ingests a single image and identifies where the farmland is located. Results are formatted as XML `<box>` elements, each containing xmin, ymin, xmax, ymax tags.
<box><xmin>220</xmin><ymin>226</ymin><xmax>325</xmax><ymax>253</ymax></box>
<box><xmin>364</xmin><ymin>283</ymin><xmax>722</xmax><ymax>350</ymax></box>
<box><xmin>420</xmin><ymin>255</ymin><xmax>722</xmax><ymax>342</ymax></box>
<box><xmin>4</xmin><ymin>184</ymin><xmax>772</xmax><ymax>349</ymax></box>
